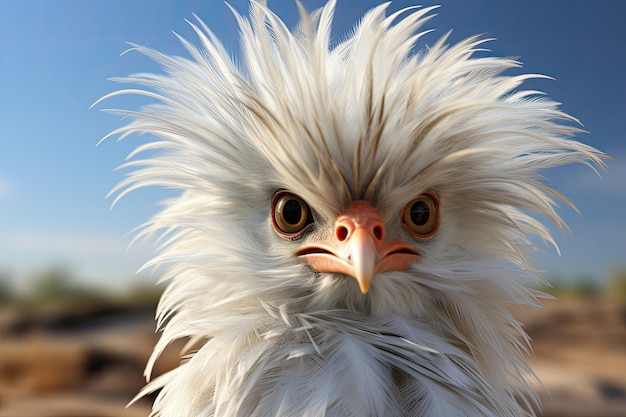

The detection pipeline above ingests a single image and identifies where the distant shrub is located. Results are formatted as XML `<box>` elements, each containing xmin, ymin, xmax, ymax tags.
<box><xmin>537</xmin><ymin>273</ymin><xmax>603</xmax><ymax>298</ymax></box>
<box><xmin>570</xmin><ymin>275</ymin><xmax>602</xmax><ymax>298</ymax></box>
<box><xmin>0</xmin><ymin>271</ymin><xmax>14</xmax><ymax>303</ymax></box>
<box><xmin>124</xmin><ymin>283</ymin><xmax>163</xmax><ymax>305</ymax></box>
<box><xmin>31</xmin><ymin>266</ymin><xmax>76</xmax><ymax>302</ymax></box>
<box><xmin>608</xmin><ymin>268</ymin><xmax>626</xmax><ymax>301</ymax></box>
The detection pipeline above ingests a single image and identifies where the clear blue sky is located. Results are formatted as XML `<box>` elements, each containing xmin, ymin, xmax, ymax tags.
<box><xmin>1</xmin><ymin>0</ymin><xmax>624</xmax><ymax>290</ymax></box>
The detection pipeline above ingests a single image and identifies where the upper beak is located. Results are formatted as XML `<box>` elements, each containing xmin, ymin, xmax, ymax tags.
<box><xmin>296</xmin><ymin>200</ymin><xmax>419</xmax><ymax>294</ymax></box>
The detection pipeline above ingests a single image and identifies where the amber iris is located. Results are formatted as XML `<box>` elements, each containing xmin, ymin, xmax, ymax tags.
<box><xmin>272</xmin><ymin>192</ymin><xmax>313</xmax><ymax>237</ymax></box>
<box><xmin>402</xmin><ymin>193</ymin><xmax>440</xmax><ymax>238</ymax></box>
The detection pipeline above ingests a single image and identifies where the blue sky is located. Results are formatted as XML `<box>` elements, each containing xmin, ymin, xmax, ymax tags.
<box><xmin>1</xmin><ymin>0</ymin><xmax>624</xmax><ymax>290</ymax></box>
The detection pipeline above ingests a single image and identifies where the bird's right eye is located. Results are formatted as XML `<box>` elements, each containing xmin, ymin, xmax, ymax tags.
<box><xmin>271</xmin><ymin>191</ymin><xmax>314</xmax><ymax>239</ymax></box>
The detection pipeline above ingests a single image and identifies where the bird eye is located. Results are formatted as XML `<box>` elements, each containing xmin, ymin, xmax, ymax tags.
<box><xmin>271</xmin><ymin>191</ymin><xmax>314</xmax><ymax>238</ymax></box>
<box><xmin>402</xmin><ymin>193</ymin><xmax>440</xmax><ymax>239</ymax></box>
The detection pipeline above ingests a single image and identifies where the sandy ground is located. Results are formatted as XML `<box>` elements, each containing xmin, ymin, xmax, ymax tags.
<box><xmin>0</xmin><ymin>297</ymin><xmax>623</xmax><ymax>417</ymax></box>
<box><xmin>520</xmin><ymin>298</ymin><xmax>626</xmax><ymax>417</ymax></box>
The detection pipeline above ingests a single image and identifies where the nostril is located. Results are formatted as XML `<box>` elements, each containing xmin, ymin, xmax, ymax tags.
<box><xmin>336</xmin><ymin>225</ymin><xmax>349</xmax><ymax>241</ymax></box>
<box><xmin>373</xmin><ymin>225</ymin><xmax>383</xmax><ymax>240</ymax></box>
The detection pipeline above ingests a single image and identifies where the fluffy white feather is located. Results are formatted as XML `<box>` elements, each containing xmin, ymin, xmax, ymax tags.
<box><xmin>99</xmin><ymin>1</ymin><xmax>605</xmax><ymax>416</ymax></box>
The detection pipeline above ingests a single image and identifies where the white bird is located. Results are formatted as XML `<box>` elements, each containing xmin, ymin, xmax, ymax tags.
<box><xmin>100</xmin><ymin>1</ymin><xmax>605</xmax><ymax>416</ymax></box>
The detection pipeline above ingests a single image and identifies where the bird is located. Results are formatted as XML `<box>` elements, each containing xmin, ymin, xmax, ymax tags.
<box><xmin>99</xmin><ymin>1</ymin><xmax>606</xmax><ymax>416</ymax></box>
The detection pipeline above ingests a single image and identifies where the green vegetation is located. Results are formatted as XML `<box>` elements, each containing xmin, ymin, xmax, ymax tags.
<box><xmin>1</xmin><ymin>265</ymin><xmax>625</xmax><ymax>307</ymax></box>
<box><xmin>0</xmin><ymin>270</ymin><xmax>14</xmax><ymax>303</ymax></box>
<box><xmin>0</xmin><ymin>266</ymin><xmax>162</xmax><ymax>308</ymax></box>
<box><xmin>608</xmin><ymin>268</ymin><xmax>626</xmax><ymax>301</ymax></box>
<box><xmin>541</xmin><ymin>274</ymin><xmax>601</xmax><ymax>298</ymax></box>
<box><xmin>534</xmin><ymin>270</ymin><xmax>626</xmax><ymax>301</ymax></box>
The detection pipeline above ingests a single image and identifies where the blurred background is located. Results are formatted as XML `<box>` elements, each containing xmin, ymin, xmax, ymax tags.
<box><xmin>1</xmin><ymin>0</ymin><xmax>624</xmax><ymax>416</ymax></box>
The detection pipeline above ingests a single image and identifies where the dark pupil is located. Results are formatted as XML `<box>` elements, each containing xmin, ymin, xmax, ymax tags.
<box><xmin>410</xmin><ymin>201</ymin><xmax>429</xmax><ymax>226</ymax></box>
<box><xmin>283</xmin><ymin>199</ymin><xmax>303</xmax><ymax>225</ymax></box>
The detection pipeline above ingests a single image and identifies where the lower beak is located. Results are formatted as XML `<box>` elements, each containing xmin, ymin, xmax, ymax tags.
<box><xmin>296</xmin><ymin>201</ymin><xmax>418</xmax><ymax>294</ymax></box>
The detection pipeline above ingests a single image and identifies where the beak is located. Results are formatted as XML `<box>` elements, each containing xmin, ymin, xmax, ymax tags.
<box><xmin>296</xmin><ymin>200</ymin><xmax>419</xmax><ymax>294</ymax></box>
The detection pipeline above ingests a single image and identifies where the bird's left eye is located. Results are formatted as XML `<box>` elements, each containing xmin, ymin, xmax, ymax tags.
<box><xmin>271</xmin><ymin>191</ymin><xmax>314</xmax><ymax>239</ymax></box>
<box><xmin>401</xmin><ymin>193</ymin><xmax>440</xmax><ymax>239</ymax></box>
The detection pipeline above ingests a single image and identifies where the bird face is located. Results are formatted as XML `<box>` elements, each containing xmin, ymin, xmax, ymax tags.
<box><xmin>271</xmin><ymin>191</ymin><xmax>439</xmax><ymax>293</ymax></box>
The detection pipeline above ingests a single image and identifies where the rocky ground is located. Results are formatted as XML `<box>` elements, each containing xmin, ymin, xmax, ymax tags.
<box><xmin>0</xmin><ymin>297</ymin><xmax>624</xmax><ymax>417</ymax></box>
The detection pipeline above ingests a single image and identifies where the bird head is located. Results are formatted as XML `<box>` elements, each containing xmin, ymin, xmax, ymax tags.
<box><xmin>100</xmin><ymin>1</ymin><xmax>606</xmax><ymax>416</ymax></box>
